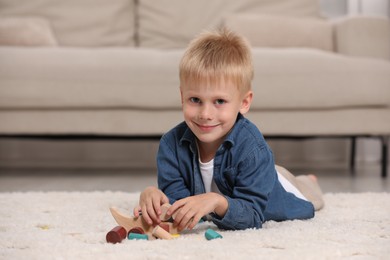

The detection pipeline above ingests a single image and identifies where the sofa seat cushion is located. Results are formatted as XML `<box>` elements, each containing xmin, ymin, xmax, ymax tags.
<box><xmin>0</xmin><ymin>47</ymin><xmax>183</xmax><ymax>109</ymax></box>
<box><xmin>251</xmin><ymin>48</ymin><xmax>390</xmax><ymax>110</ymax></box>
<box><xmin>1</xmin><ymin>108</ymin><xmax>389</xmax><ymax>136</ymax></box>
<box><xmin>0</xmin><ymin>47</ymin><xmax>389</xmax><ymax>110</ymax></box>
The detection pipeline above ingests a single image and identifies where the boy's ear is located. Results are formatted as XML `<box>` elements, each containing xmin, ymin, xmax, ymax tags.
<box><xmin>240</xmin><ymin>91</ymin><xmax>253</xmax><ymax>115</ymax></box>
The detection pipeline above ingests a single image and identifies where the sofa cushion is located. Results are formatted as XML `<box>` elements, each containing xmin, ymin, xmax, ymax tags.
<box><xmin>0</xmin><ymin>47</ymin><xmax>183</xmax><ymax>109</ymax></box>
<box><xmin>0</xmin><ymin>0</ymin><xmax>135</xmax><ymax>47</ymax></box>
<box><xmin>138</xmin><ymin>0</ymin><xmax>321</xmax><ymax>48</ymax></box>
<box><xmin>0</xmin><ymin>48</ymin><xmax>389</xmax><ymax>111</ymax></box>
<box><xmin>0</xmin><ymin>16</ymin><xmax>58</xmax><ymax>46</ymax></box>
<box><xmin>224</xmin><ymin>15</ymin><xmax>333</xmax><ymax>52</ymax></box>
<box><xmin>334</xmin><ymin>16</ymin><xmax>390</xmax><ymax>60</ymax></box>
<box><xmin>2</xmin><ymin>108</ymin><xmax>390</xmax><ymax>136</ymax></box>
<box><xmin>250</xmin><ymin>48</ymin><xmax>390</xmax><ymax>110</ymax></box>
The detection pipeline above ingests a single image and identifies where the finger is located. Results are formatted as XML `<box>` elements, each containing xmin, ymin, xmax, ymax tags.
<box><xmin>152</xmin><ymin>198</ymin><xmax>162</xmax><ymax>224</ymax></box>
<box><xmin>174</xmin><ymin>207</ymin><xmax>192</xmax><ymax>230</ymax></box>
<box><xmin>133</xmin><ymin>205</ymin><xmax>141</xmax><ymax>217</ymax></box>
<box><xmin>178</xmin><ymin>214</ymin><xmax>194</xmax><ymax>231</ymax></box>
<box><xmin>171</xmin><ymin>205</ymin><xmax>186</xmax><ymax>224</ymax></box>
<box><xmin>146</xmin><ymin>202</ymin><xmax>159</xmax><ymax>224</ymax></box>
<box><xmin>161</xmin><ymin>194</ymin><xmax>169</xmax><ymax>204</ymax></box>
<box><xmin>167</xmin><ymin>198</ymin><xmax>186</xmax><ymax>216</ymax></box>
<box><xmin>177</xmin><ymin>215</ymin><xmax>194</xmax><ymax>232</ymax></box>
<box><xmin>187</xmin><ymin>215</ymin><xmax>201</xmax><ymax>230</ymax></box>
<box><xmin>141</xmin><ymin>205</ymin><xmax>153</xmax><ymax>225</ymax></box>
<box><xmin>152</xmin><ymin>197</ymin><xmax>162</xmax><ymax>215</ymax></box>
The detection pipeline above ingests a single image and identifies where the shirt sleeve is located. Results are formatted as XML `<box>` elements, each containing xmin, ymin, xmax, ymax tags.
<box><xmin>211</xmin><ymin>145</ymin><xmax>277</xmax><ymax>230</ymax></box>
<box><xmin>157</xmin><ymin>136</ymin><xmax>191</xmax><ymax>204</ymax></box>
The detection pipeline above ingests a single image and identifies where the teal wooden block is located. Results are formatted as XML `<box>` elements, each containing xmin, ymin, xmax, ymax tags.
<box><xmin>205</xmin><ymin>228</ymin><xmax>222</xmax><ymax>240</ymax></box>
<box><xmin>128</xmin><ymin>232</ymin><xmax>148</xmax><ymax>240</ymax></box>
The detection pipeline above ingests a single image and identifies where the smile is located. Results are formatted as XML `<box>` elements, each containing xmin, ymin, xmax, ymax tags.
<box><xmin>195</xmin><ymin>123</ymin><xmax>218</xmax><ymax>132</ymax></box>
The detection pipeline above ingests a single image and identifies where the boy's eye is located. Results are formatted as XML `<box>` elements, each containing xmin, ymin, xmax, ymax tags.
<box><xmin>190</xmin><ymin>97</ymin><xmax>201</xmax><ymax>103</ymax></box>
<box><xmin>215</xmin><ymin>99</ymin><xmax>226</xmax><ymax>105</ymax></box>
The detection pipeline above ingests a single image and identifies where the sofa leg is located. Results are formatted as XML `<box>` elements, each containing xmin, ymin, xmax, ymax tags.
<box><xmin>350</xmin><ymin>136</ymin><xmax>356</xmax><ymax>175</ymax></box>
<box><xmin>381</xmin><ymin>136</ymin><xmax>389</xmax><ymax>178</ymax></box>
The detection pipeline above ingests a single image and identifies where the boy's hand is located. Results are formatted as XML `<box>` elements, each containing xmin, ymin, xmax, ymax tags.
<box><xmin>133</xmin><ymin>186</ymin><xmax>169</xmax><ymax>225</ymax></box>
<box><xmin>167</xmin><ymin>193</ymin><xmax>228</xmax><ymax>231</ymax></box>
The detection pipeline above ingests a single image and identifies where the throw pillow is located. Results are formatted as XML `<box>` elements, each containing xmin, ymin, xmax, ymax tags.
<box><xmin>224</xmin><ymin>15</ymin><xmax>334</xmax><ymax>52</ymax></box>
<box><xmin>0</xmin><ymin>16</ymin><xmax>58</xmax><ymax>46</ymax></box>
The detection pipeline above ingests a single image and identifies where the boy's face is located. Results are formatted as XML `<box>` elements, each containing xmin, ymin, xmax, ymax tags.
<box><xmin>180</xmin><ymin>78</ymin><xmax>252</xmax><ymax>150</ymax></box>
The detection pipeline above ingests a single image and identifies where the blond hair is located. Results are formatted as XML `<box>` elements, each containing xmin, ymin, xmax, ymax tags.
<box><xmin>179</xmin><ymin>28</ymin><xmax>253</xmax><ymax>94</ymax></box>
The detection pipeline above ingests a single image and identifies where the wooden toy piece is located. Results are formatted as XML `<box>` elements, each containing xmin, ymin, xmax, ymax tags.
<box><xmin>158</xmin><ymin>222</ymin><xmax>170</xmax><ymax>232</ymax></box>
<box><xmin>152</xmin><ymin>225</ymin><xmax>174</xmax><ymax>240</ymax></box>
<box><xmin>128</xmin><ymin>233</ymin><xmax>148</xmax><ymax>240</ymax></box>
<box><xmin>159</xmin><ymin>203</ymin><xmax>172</xmax><ymax>221</ymax></box>
<box><xmin>109</xmin><ymin>206</ymin><xmax>181</xmax><ymax>240</ymax></box>
<box><xmin>128</xmin><ymin>227</ymin><xmax>145</xmax><ymax>234</ymax></box>
<box><xmin>160</xmin><ymin>222</ymin><xmax>180</xmax><ymax>234</ymax></box>
<box><xmin>171</xmin><ymin>234</ymin><xmax>180</xmax><ymax>238</ymax></box>
<box><xmin>205</xmin><ymin>228</ymin><xmax>223</xmax><ymax>240</ymax></box>
<box><xmin>106</xmin><ymin>226</ymin><xmax>127</xmax><ymax>244</ymax></box>
<box><xmin>110</xmin><ymin>207</ymin><xmax>156</xmax><ymax>240</ymax></box>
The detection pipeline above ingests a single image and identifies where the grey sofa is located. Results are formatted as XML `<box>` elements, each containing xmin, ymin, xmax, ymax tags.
<box><xmin>0</xmin><ymin>0</ymin><xmax>389</xmax><ymax>176</ymax></box>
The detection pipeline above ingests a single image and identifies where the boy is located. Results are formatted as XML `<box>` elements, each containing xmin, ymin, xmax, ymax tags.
<box><xmin>133</xmin><ymin>29</ymin><xmax>324</xmax><ymax>231</ymax></box>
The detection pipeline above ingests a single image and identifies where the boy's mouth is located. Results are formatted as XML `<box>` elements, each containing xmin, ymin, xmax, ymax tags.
<box><xmin>195</xmin><ymin>123</ymin><xmax>219</xmax><ymax>132</ymax></box>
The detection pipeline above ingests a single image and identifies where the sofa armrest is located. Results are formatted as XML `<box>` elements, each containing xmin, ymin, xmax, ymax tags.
<box><xmin>332</xmin><ymin>16</ymin><xmax>390</xmax><ymax>60</ymax></box>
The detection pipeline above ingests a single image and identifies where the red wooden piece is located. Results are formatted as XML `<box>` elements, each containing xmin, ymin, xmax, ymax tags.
<box><xmin>106</xmin><ymin>226</ymin><xmax>127</xmax><ymax>244</ymax></box>
<box><xmin>128</xmin><ymin>227</ymin><xmax>145</xmax><ymax>235</ymax></box>
<box><xmin>158</xmin><ymin>223</ymin><xmax>170</xmax><ymax>233</ymax></box>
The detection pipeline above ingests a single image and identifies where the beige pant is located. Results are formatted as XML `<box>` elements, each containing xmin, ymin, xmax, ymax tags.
<box><xmin>275</xmin><ymin>165</ymin><xmax>325</xmax><ymax>211</ymax></box>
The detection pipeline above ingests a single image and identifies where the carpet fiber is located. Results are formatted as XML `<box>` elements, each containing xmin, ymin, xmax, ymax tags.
<box><xmin>0</xmin><ymin>191</ymin><xmax>389</xmax><ymax>259</ymax></box>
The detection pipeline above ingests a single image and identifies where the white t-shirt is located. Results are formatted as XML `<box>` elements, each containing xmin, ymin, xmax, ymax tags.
<box><xmin>199</xmin><ymin>157</ymin><xmax>307</xmax><ymax>201</ymax></box>
<box><xmin>277</xmin><ymin>171</ymin><xmax>308</xmax><ymax>201</ymax></box>
<box><xmin>199</xmin><ymin>158</ymin><xmax>221</xmax><ymax>193</ymax></box>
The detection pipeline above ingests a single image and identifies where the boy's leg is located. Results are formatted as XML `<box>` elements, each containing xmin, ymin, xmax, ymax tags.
<box><xmin>275</xmin><ymin>165</ymin><xmax>325</xmax><ymax>211</ymax></box>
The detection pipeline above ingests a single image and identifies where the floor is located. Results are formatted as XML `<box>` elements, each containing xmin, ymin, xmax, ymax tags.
<box><xmin>0</xmin><ymin>163</ymin><xmax>389</xmax><ymax>193</ymax></box>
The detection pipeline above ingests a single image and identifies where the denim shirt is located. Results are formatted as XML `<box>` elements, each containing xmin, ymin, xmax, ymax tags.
<box><xmin>157</xmin><ymin>114</ymin><xmax>314</xmax><ymax>230</ymax></box>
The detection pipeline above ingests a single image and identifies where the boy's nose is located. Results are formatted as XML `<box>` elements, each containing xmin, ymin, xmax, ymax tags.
<box><xmin>199</xmin><ymin>104</ymin><xmax>213</xmax><ymax>120</ymax></box>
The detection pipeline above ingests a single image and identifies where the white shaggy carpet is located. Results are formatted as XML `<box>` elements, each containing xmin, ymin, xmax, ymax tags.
<box><xmin>0</xmin><ymin>191</ymin><xmax>389</xmax><ymax>260</ymax></box>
